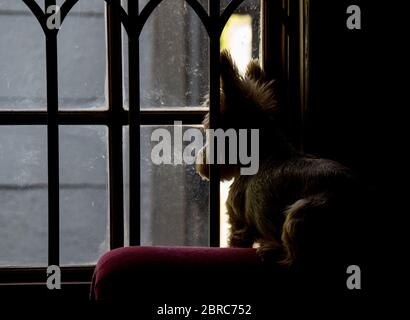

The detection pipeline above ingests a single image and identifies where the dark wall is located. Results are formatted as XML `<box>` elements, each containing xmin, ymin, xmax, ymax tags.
<box><xmin>305</xmin><ymin>0</ymin><xmax>407</xmax><ymax>292</ymax></box>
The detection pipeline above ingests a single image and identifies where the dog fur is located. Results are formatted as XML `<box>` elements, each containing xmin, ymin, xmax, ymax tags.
<box><xmin>196</xmin><ymin>51</ymin><xmax>361</xmax><ymax>267</ymax></box>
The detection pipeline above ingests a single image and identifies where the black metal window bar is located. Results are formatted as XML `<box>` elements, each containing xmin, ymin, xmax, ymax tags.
<box><xmin>0</xmin><ymin>0</ymin><xmax>306</xmax><ymax>284</ymax></box>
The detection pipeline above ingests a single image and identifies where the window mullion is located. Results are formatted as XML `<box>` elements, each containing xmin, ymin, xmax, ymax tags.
<box><xmin>208</xmin><ymin>0</ymin><xmax>221</xmax><ymax>247</ymax></box>
<box><xmin>106</xmin><ymin>1</ymin><xmax>124</xmax><ymax>249</ymax></box>
<box><xmin>44</xmin><ymin>0</ymin><xmax>60</xmax><ymax>267</ymax></box>
<box><xmin>128</xmin><ymin>0</ymin><xmax>140</xmax><ymax>246</ymax></box>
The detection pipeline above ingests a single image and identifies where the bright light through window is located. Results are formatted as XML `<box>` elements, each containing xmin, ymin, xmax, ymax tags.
<box><xmin>220</xmin><ymin>12</ymin><xmax>259</xmax><ymax>247</ymax></box>
<box><xmin>221</xmin><ymin>14</ymin><xmax>253</xmax><ymax>74</ymax></box>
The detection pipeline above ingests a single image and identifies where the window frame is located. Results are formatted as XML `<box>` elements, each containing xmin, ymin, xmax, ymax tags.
<box><xmin>0</xmin><ymin>0</ymin><xmax>309</xmax><ymax>292</ymax></box>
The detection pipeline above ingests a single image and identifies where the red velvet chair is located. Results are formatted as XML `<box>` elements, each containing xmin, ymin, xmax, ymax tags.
<box><xmin>90</xmin><ymin>246</ymin><xmax>293</xmax><ymax>301</ymax></box>
<box><xmin>90</xmin><ymin>245</ymin><xmax>349</xmax><ymax>312</ymax></box>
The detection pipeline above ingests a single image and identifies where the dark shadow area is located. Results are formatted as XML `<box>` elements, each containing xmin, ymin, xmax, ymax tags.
<box><xmin>304</xmin><ymin>0</ymin><xmax>407</xmax><ymax>295</ymax></box>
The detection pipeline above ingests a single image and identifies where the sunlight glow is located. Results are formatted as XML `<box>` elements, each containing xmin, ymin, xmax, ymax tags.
<box><xmin>219</xmin><ymin>14</ymin><xmax>253</xmax><ymax>247</ymax></box>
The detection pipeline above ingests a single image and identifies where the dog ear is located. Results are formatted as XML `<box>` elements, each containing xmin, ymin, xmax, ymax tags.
<box><xmin>220</xmin><ymin>50</ymin><xmax>243</xmax><ymax>98</ymax></box>
<box><xmin>243</xmin><ymin>59</ymin><xmax>278</xmax><ymax>114</ymax></box>
<box><xmin>245</xmin><ymin>59</ymin><xmax>266</xmax><ymax>82</ymax></box>
<box><xmin>220</xmin><ymin>51</ymin><xmax>277</xmax><ymax>114</ymax></box>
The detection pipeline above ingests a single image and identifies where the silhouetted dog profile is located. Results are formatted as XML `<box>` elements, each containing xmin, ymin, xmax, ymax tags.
<box><xmin>197</xmin><ymin>51</ymin><xmax>363</xmax><ymax>268</ymax></box>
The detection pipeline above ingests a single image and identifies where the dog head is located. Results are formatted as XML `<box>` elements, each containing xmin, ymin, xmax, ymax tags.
<box><xmin>196</xmin><ymin>50</ymin><xmax>278</xmax><ymax>181</ymax></box>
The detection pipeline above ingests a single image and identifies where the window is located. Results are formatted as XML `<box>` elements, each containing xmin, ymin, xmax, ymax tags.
<box><xmin>0</xmin><ymin>0</ymin><xmax>307</xmax><ymax>289</ymax></box>
<box><xmin>0</xmin><ymin>0</ymin><xmax>109</xmax><ymax>267</ymax></box>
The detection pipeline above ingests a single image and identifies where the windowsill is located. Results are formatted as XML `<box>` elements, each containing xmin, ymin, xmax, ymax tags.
<box><xmin>0</xmin><ymin>265</ymin><xmax>95</xmax><ymax>284</ymax></box>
